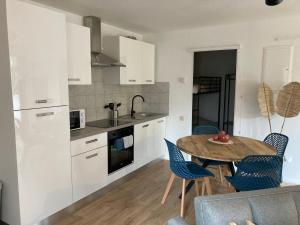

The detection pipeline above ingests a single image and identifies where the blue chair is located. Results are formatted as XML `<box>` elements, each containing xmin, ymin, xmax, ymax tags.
<box><xmin>264</xmin><ymin>133</ymin><xmax>289</xmax><ymax>158</ymax></box>
<box><xmin>193</xmin><ymin>125</ymin><xmax>220</xmax><ymax>135</ymax></box>
<box><xmin>235</xmin><ymin>133</ymin><xmax>289</xmax><ymax>172</ymax></box>
<box><xmin>193</xmin><ymin>125</ymin><xmax>227</xmax><ymax>183</ymax></box>
<box><xmin>225</xmin><ymin>155</ymin><xmax>283</xmax><ymax>192</ymax></box>
<box><xmin>161</xmin><ymin>139</ymin><xmax>214</xmax><ymax>217</ymax></box>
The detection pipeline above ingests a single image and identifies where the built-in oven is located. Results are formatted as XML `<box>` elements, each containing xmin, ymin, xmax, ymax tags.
<box><xmin>108</xmin><ymin>126</ymin><xmax>134</xmax><ymax>174</ymax></box>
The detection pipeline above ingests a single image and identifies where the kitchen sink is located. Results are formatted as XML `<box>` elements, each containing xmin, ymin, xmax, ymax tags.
<box><xmin>121</xmin><ymin>113</ymin><xmax>158</xmax><ymax>120</ymax></box>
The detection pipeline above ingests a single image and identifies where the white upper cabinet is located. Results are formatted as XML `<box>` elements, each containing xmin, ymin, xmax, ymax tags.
<box><xmin>6</xmin><ymin>0</ymin><xmax>69</xmax><ymax>110</ymax></box>
<box><xmin>103</xmin><ymin>36</ymin><xmax>155</xmax><ymax>85</ymax></box>
<box><xmin>67</xmin><ymin>23</ymin><xmax>91</xmax><ymax>85</ymax></box>
<box><xmin>141</xmin><ymin>42</ymin><xmax>155</xmax><ymax>84</ymax></box>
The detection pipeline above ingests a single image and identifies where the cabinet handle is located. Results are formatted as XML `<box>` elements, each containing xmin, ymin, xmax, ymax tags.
<box><xmin>146</xmin><ymin>80</ymin><xmax>153</xmax><ymax>83</ymax></box>
<box><xmin>142</xmin><ymin>124</ymin><xmax>149</xmax><ymax>128</ymax></box>
<box><xmin>35</xmin><ymin>99</ymin><xmax>48</xmax><ymax>104</ymax></box>
<box><xmin>68</xmin><ymin>78</ymin><xmax>81</xmax><ymax>81</ymax></box>
<box><xmin>86</xmin><ymin>153</ymin><xmax>98</xmax><ymax>159</ymax></box>
<box><xmin>36</xmin><ymin>112</ymin><xmax>54</xmax><ymax>117</ymax></box>
<box><xmin>158</xmin><ymin>120</ymin><xmax>164</xmax><ymax>123</ymax></box>
<box><xmin>128</xmin><ymin>79</ymin><xmax>136</xmax><ymax>82</ymax></box>
<box><xmin>85</xmin><ymin>139</ymin><xmax>98</xmax><ymax>144</ymax></box>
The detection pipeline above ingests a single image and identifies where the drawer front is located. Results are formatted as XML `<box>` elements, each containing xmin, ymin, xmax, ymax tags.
<box><xmin>72</xmin><ymin>147</ymin><xmax>108</xmax><ymax>202</ymax></box>
<box><xmin>71</xmin><ymin>133</ymin><xmax>107</xmax><ymax>156</ymax></box>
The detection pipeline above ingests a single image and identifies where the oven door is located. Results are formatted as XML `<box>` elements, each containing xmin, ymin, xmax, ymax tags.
<box><xmin>108</xmin><ymin>127</ymin><xmax>134</xmax><ymax>174</ymax></box>
<box><xmin>70</xmin><ymin>111</ymin><xmax>80</xmax><ymax>130</ymax></box>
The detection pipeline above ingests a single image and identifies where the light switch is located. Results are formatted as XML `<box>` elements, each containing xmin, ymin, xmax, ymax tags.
<box><xmin>179</xmin><ymin>116</ymin><xmax>184</xmax><ymax>121</ymax></box>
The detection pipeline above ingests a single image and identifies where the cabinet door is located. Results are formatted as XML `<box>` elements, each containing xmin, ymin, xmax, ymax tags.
<box><xmin>7</xmin><ymin>0</ymin><xmax>68</xmax><ymax>110</ymax></box>
<box><xmin>134</xmin><ymin>122</ymin><xmax>148</xmax><ymax>168</ymax></box>
<box><xmin>119</xmin><ymin>37</ymin><xmax>142</xmax><ymax>84</ymax></box>
<box><xmin>154</xmin><ymin>118</ymin><xmax>167</xmax><ymax>159</ymax></box>
<box><xmin>67</xmin><ymin>23</ymin><xmax>91</xmax><ymax>85</ymax></box>
<box><xmin>14</xmin><ymin>106</ymin><xmax>72</xmax><ymax>225</ymax></box>
<box><xmin>141</xmin><ymin>42</ymin><xmax>155</xmax><ymax>84</ymax></box>
<box><xmin>72</xmin><ymin>147</ymin><xmax>108</xmax><ymax>202</ymax></box>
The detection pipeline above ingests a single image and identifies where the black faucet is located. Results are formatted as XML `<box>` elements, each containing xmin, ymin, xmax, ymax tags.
<box><xmin>131</xmin><ymin>95</ymin><xmax>145</xmax><ymax>118</ymax></box>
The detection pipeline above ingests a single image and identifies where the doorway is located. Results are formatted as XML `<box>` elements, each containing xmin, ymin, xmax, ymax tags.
<box><xmin>192</xmin><ymin>50</ymin><xmax>237</xmax><ymax>135</ymax></box>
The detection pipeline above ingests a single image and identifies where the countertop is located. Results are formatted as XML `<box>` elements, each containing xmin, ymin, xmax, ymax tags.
<box><xmin>70</xmin><ymin>113</ymin><xmax>168</xmax><ymax>141</ymax></box>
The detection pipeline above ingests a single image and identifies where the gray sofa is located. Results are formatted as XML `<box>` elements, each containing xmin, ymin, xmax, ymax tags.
<box><xmin>168</xmin><ymin>185</ymin><xmax>300</xmax><ymax>225</ymax></box>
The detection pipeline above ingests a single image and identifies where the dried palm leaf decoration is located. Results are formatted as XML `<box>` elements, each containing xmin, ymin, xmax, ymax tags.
<box><xmin>258</xmin><ymin>82</ymin><xmax>275</xmax><ymax>133</ymax></box>
<box><xmin>276</xmin><ymin>82</ymin><xmax>300</xmax><ymax>133</ymax></box>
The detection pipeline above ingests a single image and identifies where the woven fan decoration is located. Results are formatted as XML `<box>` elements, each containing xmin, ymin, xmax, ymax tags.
<box><xmin>276</xmin><ymin>82</ymin><xmax>300</xmax><ymax>132</ymax></box>
<box><xmin>257</xmin><ymin>82</ymin><xmax>275</xmax><ymax>132</ymax></box>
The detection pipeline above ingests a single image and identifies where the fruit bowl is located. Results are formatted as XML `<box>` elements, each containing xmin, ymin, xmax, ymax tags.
<box><xmin>208</xmin><ymin>138</ymin><xmax>234</xmax><ymax>145</ymax></box>
<box><xmin>208</xmin><ymin>131</ymin><xmax>234</xmax><ymax>145</ymax></box>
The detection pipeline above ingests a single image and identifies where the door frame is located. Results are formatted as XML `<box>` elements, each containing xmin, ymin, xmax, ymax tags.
<box><xmin>188</xmin><ymin>44</ymin><xmax>242</xmax><ymax>136</ymax></box>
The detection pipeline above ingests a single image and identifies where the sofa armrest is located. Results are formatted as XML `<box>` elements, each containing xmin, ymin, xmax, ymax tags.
<box><xmin>167</xmin><ymin>217</ymin><xmax>190</xmax><ymax>225</ymax></box>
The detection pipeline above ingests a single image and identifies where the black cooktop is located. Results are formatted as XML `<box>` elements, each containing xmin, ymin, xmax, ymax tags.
<box><xmin>86</xmin><ymin>119</ymin><xmax>132</xmax><ymax>128</ymax></box>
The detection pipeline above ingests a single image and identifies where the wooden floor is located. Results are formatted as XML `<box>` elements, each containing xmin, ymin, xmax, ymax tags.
<box><xmin>50</xmin><ymin>160</ymin><xmax>231</xmax><ymax>225</ymax></box>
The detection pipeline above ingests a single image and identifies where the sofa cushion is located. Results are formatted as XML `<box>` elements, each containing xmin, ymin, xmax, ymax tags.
<box><xmin>167</xmin><ymin>217</ymin><xmax>190</xmax><ymax>225</ymax></box>
<box><xmin>195</xmin><ymin>197</ymin><xmax>253</xmax><ymax>225</ymax></box>
<box><xmin>249</xmin><ymin>193</ymin><xmax>298</xmax><ymax>225</ymax></box>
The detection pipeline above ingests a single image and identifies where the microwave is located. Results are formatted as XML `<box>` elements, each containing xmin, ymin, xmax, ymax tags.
<box><xmin>70</xmin><ymin>109</ymin><xmax>85</xmax><ymax>130</ymax></box>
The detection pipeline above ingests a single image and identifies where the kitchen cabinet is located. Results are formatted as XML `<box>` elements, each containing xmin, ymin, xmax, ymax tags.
<box><xmin>134</xmin><ymin>117</ymin><xmax>166</xmax><ymax>168</ymax></box>
<box><xmin>67</xmin><ymin>23</ymin><xmax>92</xmax><ymax>85</ymax></box>
<box><xmin>14</xmin><ymin>106</ymin><xmax>72</xmax><ymax>225</ymax></box>
<box><xmin>103</xmin><ymin>36</ymin><xmax>155</xmax><ymax>85</ymax></box>
<box><xmin>141</xmin><ymin>42</ymin><xmax>155</xmax><ymax>84</ymax></box>
<box><xmin>7</xmin><ymin>0</ymin><xmax>69</xmax><ymax>110</ymax></box>
<box><xmin>71</xmin><ymin>133</ymin><xmax>107</xmax><ymax>156</ymax></box>
<box><xmin>153</xmin><ymin>118</ymin><xmax>167</xmax><ymax>160</ymax></box>
<box><xmin>134</xmin><ymin>121</ymin><xmax>151</xmax><ymax>168</ymax></box>
<box><xmin>72</xmin><ymin>147</ymin><xmax>108</xmax><ymax>202</ymax></box>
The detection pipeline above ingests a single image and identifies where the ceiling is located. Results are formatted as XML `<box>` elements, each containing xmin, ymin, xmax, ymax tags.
<box><xmin>31</xmin><ymin>0</ymin><xmax>300</xmax><ymax>34</ymax></box>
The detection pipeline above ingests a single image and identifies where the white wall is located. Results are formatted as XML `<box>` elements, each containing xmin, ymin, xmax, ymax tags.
<box><xmin>145</xmin><ymin>15</ymin><xmax>300</xmax><ymax>184</ymax></box>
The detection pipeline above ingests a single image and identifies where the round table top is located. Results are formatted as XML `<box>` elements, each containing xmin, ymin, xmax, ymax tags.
<box><xmin>177</xmin><ymin>135</ymin><xmax>276</xmax><ymax>162</ymax></box>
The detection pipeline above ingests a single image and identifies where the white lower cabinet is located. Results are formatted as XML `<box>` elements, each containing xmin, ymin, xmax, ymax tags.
<box><xmin>72</xmin><ymin>147</ymin><xmax>108</xmax><ymax>202</ymax></box>
<box><xmin>154</xmin><ymin>118</ymin><xmax>167</xmax><ymax>160</ymax></box>
<box><xmin>134</xmin><ymin>117</ymin><xmax>166</xmax><ymax>168</ymax></box>
<box><xmin>70</xmin><ymin>117</ymin><xmax>166</xmax><ymax>203</ymax></box>
<box><xmin>134</xmin><ymin>121</ymin><xmax>151</xmax><ymax>168</ymax></box>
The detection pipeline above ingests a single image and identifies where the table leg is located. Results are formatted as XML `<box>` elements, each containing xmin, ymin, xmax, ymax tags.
<box><xmin>178</xmin><ymin>159</ymin><xmax>212</xmax><ymax>199</ymax></box>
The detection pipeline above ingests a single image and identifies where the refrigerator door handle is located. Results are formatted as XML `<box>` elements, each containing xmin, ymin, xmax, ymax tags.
<box><xmin>36</xmin><ymin>112</ymin><xmax>55</xmax><ymax>117</ymax></box>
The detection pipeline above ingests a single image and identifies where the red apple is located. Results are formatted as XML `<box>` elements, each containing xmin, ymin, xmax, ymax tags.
<box><xmin>219</xmin><ymin>131</ymin><xmax>226</xmax><ymax>136</ymax></box>
<box><xmin>223</xmin><ymin>134</ymin><xmax>230</xmax><ymax>142</ymax></box>
<box><xmin>213</xmin><ymin>136</ymin><xmax>219</xmax><ymax>141</ymax></box>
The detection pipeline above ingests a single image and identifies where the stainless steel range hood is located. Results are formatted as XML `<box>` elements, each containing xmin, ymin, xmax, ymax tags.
<box><xmin>83</xmin><ymin>16</ymin><xmax>125</xmax><ymax>67</ymax></box>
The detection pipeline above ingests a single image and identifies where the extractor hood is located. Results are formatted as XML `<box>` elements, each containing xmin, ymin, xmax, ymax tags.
<box><xmin>83</xmin><ymin>16</ymin><xmax>125</xmax><ymax>67</ymax></box>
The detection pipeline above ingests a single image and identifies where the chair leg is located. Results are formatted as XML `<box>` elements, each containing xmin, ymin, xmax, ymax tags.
<box><xmin>161</xmin><ymin>173</ymin><xmax>176</xmax><ymax>205</ymax></box>
<box><xmin>218</xmin><ymin>165</ymin><xmax>224</xmax><ymax>184</ymax></box>
<box><xmin>180</xmin><ymin>179</ymin><xmax>186</xmax><ymax>217</ymax></box>
<box><xmin>204</xmin><ymin>177</ymin><xmax>212</xmax><ymax>195</ymax></box>
<box><xmin>194</xmin><ymin>179</ymin><xmax>200</xmax><ymax>196</ymax></box>
<box><xmin>201</xmin><ymin>181</ymin><xmax>206</xmax><ymax>196</ymax></box>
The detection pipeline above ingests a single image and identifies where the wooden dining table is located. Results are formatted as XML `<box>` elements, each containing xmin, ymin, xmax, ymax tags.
<box><xmin>176</xmin><ymin>134</ymin><xmax>276</xmax><ymax>196</ymax></box>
